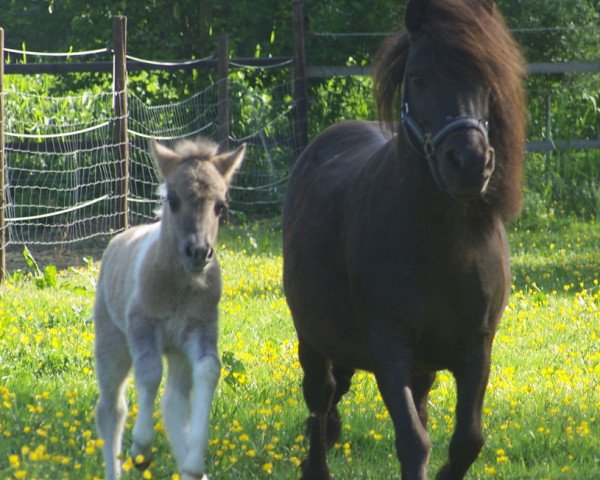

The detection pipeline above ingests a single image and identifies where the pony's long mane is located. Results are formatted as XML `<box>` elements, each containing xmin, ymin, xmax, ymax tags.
<box><xmin>373</xmin><ymin>0</ymin><xmax>526</xmax><ymax>221</ymax></box>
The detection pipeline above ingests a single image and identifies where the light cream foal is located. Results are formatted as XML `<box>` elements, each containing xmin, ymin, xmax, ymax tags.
<box><xmin>94</xmin><ymin>138</ymin><xmax>245</xmax><ymax>480</ymax></box>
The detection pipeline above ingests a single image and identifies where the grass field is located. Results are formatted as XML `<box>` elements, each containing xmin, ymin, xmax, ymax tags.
<box><xmin>0</xmin><ymin>217</ymin><xmax>598</xmax><ymax>479</ymax></box>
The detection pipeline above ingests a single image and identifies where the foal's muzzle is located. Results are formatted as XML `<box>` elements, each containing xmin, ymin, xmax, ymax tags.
<box><xmin>182</xmin><ymin>237</ymin><xmax>215</xmax><ymax>273</ymax></box>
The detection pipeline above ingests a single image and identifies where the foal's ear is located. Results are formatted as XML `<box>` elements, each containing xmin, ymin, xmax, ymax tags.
<box><xmin>150</xmin><ymin>140</ymin><xmax>181</xmax><ymax>178</ymax></box>
<box><xmin>405</xmin><ymin>0</ymin><xmax>429</xmax><ymax>34</ymax></box>
<box><xmin>212</xmin><ymin>143</ymin><xmax>247</xmax><ymax>185</ymax></box>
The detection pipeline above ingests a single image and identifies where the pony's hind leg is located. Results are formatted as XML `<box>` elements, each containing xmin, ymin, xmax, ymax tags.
<box><xmin>94</xmin><ymin>306</ymin><xmax>132</xmax><ymax>480</ymax></box>
<box><xmin>326</xmin><ymin>366</ymin><xmax>355</xmax><ymax>448</ymax></box>
<box><xmin>162</xmin><ymin>352</ymin><xmax>193</xmax><ymax>466</ymax></box>
<box><xmin>298</xmin><ymin>337</ymin><xmax>335</xmax><ymax>480</ymax></box>
<box><xmin>411</xmin><ymin>369</ymin><xmax>437</xmax><ymax>428</ymax></box>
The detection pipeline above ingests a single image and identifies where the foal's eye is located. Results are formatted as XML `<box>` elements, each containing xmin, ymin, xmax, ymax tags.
<box><xmin>214</xmin><ymin>201</ymin><xmax>226</xmax><ymax>217</ymax></box>
<box><xmin>167</xmin><ymin>193</ymin><xmax>181</xmax><ymax>212</ymax></box>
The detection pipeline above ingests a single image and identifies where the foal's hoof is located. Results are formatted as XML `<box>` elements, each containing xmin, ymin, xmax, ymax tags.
<box><xmin>130</xmin><ymin>444</ymin><xmax>152</xmax><ymax>471</ymax></box>
<box><xmin>181</xmin><ymin>473</ymin><xmax>208</xmax><ymax>480</ymax></box>
<box><xmin>133</xmin><ymin>456</ymin><xmax>151</xmax><ymax>471</ymax></box>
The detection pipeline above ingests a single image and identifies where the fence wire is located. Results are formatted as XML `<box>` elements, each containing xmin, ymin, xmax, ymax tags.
<box><xmin>2</xmin><ymin>78</ymin><xmax>298</xmax><ymax>247</ymax></box>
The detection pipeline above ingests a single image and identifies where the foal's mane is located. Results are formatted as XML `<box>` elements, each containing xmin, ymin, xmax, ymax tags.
<box><xmin>373</xmin><ymin>0</ymin><xmax>527</xmax><ymax>221</ymax></box>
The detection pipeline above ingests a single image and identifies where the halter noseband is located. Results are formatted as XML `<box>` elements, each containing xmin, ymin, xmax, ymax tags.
<box><xmin>400</xmin><ymin>75</ymin><xmax>490</xmax><ymax>160</ymax></box>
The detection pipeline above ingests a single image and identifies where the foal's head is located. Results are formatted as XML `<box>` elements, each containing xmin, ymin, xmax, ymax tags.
<box><xmin>151</xmin><ymin>139</ymin><xmax>246</xmax><ymax>274</ymax></box>
<box><xmin>374</xmin><ymin>0</ymin><xmax>526</xmax><ymax>211</ymax></box>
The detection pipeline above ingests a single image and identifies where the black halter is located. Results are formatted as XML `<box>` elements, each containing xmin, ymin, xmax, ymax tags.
<box><xmin>400</xmin><ymin>74</ymin><xmax>490</xmax><ymax>160</ymax></box>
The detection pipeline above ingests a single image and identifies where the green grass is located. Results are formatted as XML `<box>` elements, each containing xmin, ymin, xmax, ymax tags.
<box><xmin>0</xmin><ymin>217</ymin><xmax>598</xmax><ymax>479</ymax></box>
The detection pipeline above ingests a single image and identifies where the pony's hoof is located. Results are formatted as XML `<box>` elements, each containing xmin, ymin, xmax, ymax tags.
<box><xmin>300</xmin><ymin>459</ymin><xmax>333</xmax><ymax>480</ymax></box>
<box><xmin>181</xmin><ymin>472</ymin><xmax>208</xmax><ymax>480</ymax></box>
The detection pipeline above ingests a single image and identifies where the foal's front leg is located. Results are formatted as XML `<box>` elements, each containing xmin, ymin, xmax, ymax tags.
<box><xmin>180</xmin><ymin>329</ymin><xmax>221</xmax><ymax>479</ymax></box>
<box><xmin>128</xmin><ymin>316</ymin><xmax>163</xmax><ymax>469</ymax></box>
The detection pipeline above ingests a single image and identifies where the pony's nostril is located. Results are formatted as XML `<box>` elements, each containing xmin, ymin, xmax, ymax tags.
<box><xmin>206</xmin><ymin>246</ymin><xmax>215</xmax><ymax>261</ymax></box>
<box><xmin>445</xmin><ymin>148</ymin><xmax>462</xmax><ymax>169</ymax></box>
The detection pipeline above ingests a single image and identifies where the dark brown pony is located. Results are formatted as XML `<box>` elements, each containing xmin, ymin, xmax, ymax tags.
<box><xmin>282</xmin><ymin>1</ymin><xmax>526</xmax><ymax>479</ymax></box>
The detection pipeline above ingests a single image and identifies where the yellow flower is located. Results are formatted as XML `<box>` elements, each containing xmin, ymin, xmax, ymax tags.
<box><xmin>8</xmin><ymin>454</ymin><xmax>20</xmax><ymax>468</ymax></box>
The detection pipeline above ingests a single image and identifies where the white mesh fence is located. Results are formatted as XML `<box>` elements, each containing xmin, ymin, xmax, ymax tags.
<box><xmin>2</xmin><ymin>75</ymin><xmax>298</xmax><ymax>247</ymax></box>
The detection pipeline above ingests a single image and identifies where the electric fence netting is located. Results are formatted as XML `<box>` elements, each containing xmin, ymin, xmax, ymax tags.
<box><xmin>2</xmin><ymin>52</ymin><xmax>298</xmax><ymax>248</ymax></box>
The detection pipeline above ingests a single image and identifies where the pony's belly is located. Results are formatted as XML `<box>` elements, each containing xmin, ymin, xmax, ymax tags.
<box><xmin>300</xmin><ymin>323</ymin><xmax>371</xmax><ymax>370</ymax></box>
<box><xmin>413</xmin><ymin>330</ymin><xmax>487</xmax><ymax>371</ymax></box>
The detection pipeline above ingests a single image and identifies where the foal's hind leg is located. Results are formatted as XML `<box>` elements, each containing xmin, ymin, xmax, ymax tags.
<box><xmin>95</xmin><ymin>304</ymin><xmax>132</xmax><ymax>480</ymax></box>
<box><xmin>298</xmin><ymin>337</ymin><xmax>335</xmax><ymax>480</ymax></box>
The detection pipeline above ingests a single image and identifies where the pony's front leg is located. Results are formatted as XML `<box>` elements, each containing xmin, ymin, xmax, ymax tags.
<box><xmin>436</xmin><ymin>343</ymin><xmax>491</xmax><ymax>480</ymax></box>
<box><xmin>371</xmin><ymin>329</ymin><xmax>430</xmax><ymax>480</ymax></box>
<box><xmin>129</xmin><ymin>320</ymin><xmax>163</xmax><ymax>469</ymax></box>
<box><xmin>180</xmin><ymin>351</ymin><xmax>221</xmax><ymax>479</ymax></box>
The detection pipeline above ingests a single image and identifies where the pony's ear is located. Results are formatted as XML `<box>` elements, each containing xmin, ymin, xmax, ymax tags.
<box><xmin>481</xmin><ymin>0</ymin><xmax>495</xmax><ymax>13</ymax></box>
<box><xmin>405</xmin><ymin>0</ymin><xmax>429</xmax><ymax>34</ymax></box>
<box><xmin>150</xmin><ymin>140</ymin><xmax>181</xmax><ymax>178</ymax></box>
<box><xmin>212</xmin><ymin>143</ymin><xmax>247</xmax><ymax>184</ymax></box>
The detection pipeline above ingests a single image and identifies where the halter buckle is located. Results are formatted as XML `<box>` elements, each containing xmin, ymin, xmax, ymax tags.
<box><xmin>423</xmin><ymin>133</ymin><xmax>435</xmax><ymax>156</ymax></box>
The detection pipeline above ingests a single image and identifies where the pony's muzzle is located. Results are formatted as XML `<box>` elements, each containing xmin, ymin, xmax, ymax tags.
<box><xmin>442</xmin><ymin>130</ymin><xmax>495</xmax><ymax>198</ymax></box>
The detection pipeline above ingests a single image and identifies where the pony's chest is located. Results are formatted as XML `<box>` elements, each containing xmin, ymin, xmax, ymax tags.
<box><xmin>353</xmin><ymin>223</ymin><xmax>509</xmax><ymax>353</ymax></box>
<box><xmin>413</xmin><ymin>240</ymin><xmax>509</xmax><ymax>366</ymax></box>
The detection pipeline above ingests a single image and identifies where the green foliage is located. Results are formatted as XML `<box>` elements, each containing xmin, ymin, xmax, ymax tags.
<box><xmin>309</xmin><ymin>60</ymin><xmax>375</xmax><ymax>135</ymax></box>
<box><xmin>22</xmin><ymin>247</ymin><xmax>58</xmax><ymax>289</ymax></box>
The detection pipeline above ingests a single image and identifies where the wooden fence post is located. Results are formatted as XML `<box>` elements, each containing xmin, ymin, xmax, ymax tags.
<box><xmin>112</xmin><ymin>16</ymin><xmax>129</xmax><ymax>231</ymax></box>
<box><xmin>218</xmin><ymin>35</ymin><xmax>230</xmax><ymax>150</ymax></box>
<box><xmin>0</xmin><ymin>28</ymin><xmax>6</xmax><ymax>282</ymax></box>
<box><xmin>292</xmin><ymin>0</ymin><xmax>309</xmax><ymax>159</ymax></box>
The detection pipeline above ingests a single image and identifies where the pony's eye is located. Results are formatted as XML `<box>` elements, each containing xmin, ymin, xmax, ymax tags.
<box><xmin>167</xmin><ymin>192</ymin><xmax>180</xmax><ymax>212</ymax></box>
<box><xmin>410</xmin><ymin>75</ymin><xmax>425</xmax><ymax>88</ymax></box>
